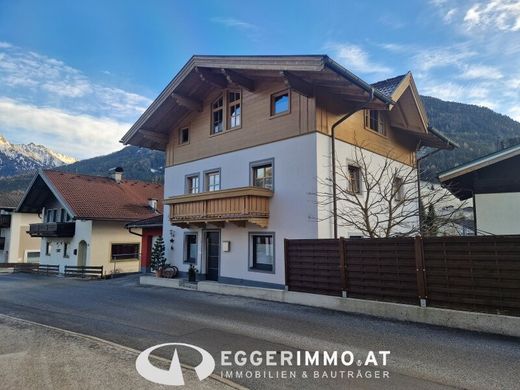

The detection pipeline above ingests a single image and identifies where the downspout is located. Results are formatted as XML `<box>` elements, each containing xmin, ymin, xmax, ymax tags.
<box><xmin>127</xmin><ymin>227</ymin><xmax>142</xmax><ymax>237</ymax></box>
<box><xmin>331</xmin><ymin>88</ymin><xmax>376</xmax><ymax>239</ymax></box>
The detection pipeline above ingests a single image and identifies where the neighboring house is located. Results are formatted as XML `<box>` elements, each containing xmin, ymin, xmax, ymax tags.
<box><xmin>0</xmin><ymin>192</ymin><xmax>41</xmax><ymax>263</ymax></box>
<box><xmin>126</xmin><ymin>214</ymin><xmax>163</xmax><ymax>273</ymax></box>
<box><xmin>17</xmin><ymin>169</ymin><xmax>163</xmax><ymax>275</ymax></box>
<box><xmin>420</xmin><ymin>181</ymin><xmax>474</xmax><ymax>236</ymax></box>
<box><xmin>439</xmin><ymin>143</ymin><xmax>520</xmax><ymax>235</ymax></box>
<box><xmin>121</xmin><ymin>55</ymin><xmax>451</xmax><ymax>288</ymax></box>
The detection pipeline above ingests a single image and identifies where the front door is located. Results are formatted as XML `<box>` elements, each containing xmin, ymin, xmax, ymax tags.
<box><xmin>77</xmin><ymin>240</ymin><xmax>87</xmax><ymax>267</ymax></box>
<box><xmin>205</xmin><ymin>231</ymin><xmax>220</xmax><ymax>281</ymax></box>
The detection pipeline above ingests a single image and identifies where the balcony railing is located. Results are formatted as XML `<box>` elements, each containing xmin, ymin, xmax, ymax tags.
<box><xmin>0</xmin><ymin>214</ymin><xmax>11</xmax><ymax>228</ymax></box>
<box><xmin>0</xmin><ymin>237</ymin><xmax>5</xmax><ymax>250</ymax></box>
<box><xmin>165</xmin><ymin>186</ymin><xmax>273</xmax><ymax>228</ymax></box>
<box><xmin>28</xmin><ymin>222</ymin><xmax>76</xmax><ymax>238</ymax></box>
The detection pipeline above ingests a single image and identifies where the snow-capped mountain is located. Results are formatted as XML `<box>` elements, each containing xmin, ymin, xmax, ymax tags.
<box><xmin>0</xmin><ymin>134</ymin><xmax>77</xmax><ymax>178</ymax></box>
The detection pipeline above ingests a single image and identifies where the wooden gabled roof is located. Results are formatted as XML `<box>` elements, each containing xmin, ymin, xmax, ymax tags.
<box><xmin>120</xmin><ymin>55</ymin><xmax>394</xmax><ymax>150</ymax></box>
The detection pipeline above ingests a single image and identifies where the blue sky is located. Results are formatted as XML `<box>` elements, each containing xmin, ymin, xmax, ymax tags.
<box><xmin>0</xmin><ymin>0</ymin><xmax>519</xmax><ymax>159</ymax></box>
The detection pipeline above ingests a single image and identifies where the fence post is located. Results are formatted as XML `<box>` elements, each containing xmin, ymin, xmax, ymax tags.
<box><xmin>414</xmin><ymin>235</ymin><xmax>427</xmax><ymax>307</ymax></box>
<box><xmin>339</xmin><ymin>237</ymin><xmax>348</xmax><ymax>297</ymax></box>
<box><xmin>284</xmin><ymin>239</ymin><xmax>289</xmax><ymax>291</ymax></box>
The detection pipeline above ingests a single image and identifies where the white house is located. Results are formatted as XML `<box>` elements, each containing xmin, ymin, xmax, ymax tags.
<box><xmin>0</xmin><ymin>193</ymin><xmax>41</xmax><ymax>263</ymax></box>
<box><xmin>440</xmin><ymin>143</ymin><xmax>520</xmax><ymax>235</ymax></box>
<box><xmin>17</xmin><ymin>169</ymin><xmax>163</xmax><ymax>275</ymax></box>
<box><xmin>121</xmin><ymin>55</ymin><xmax>451</xmax><ymax>288</ymax></box>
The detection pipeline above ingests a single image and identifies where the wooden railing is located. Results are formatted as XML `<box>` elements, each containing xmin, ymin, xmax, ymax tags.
<box><xmin>28</xmin><ymin>222</ymin><xmax>75</xmax><ymax>237</ymax></box>
<box><xmin>165</xmin><ymin>187</ymin><xmax>273</xmax><ymax>228</ymax></box>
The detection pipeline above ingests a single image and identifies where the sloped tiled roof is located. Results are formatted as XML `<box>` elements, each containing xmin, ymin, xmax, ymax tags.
<box><xmin>0</xmin><ymin>191</ymin><xmax>23</xmax><ymax>210</ymax></box>
<box><xmin>43</xmin><ymin>170</ymin><xmax>164</xmax><ymax>222</ymax></box>
<box><xmin>371</xmin><ymin>74</ymin><xmax>407</xmax><ymax>98</ymax></box>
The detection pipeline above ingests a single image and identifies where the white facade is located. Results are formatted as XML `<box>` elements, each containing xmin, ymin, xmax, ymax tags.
<box><xmin>475</xmin><ymin>192</ymin><xmax>520</xmax><ymax>235</ymax></box>
<box><xmin>164</xmin><ymin>132</ymin><xmax>419</xmax><ymax>288</ymax></box>
<box><xmin>40</xmin><ymin>220</ymin><xmax>142</xmax><ymax>275</ymax></box>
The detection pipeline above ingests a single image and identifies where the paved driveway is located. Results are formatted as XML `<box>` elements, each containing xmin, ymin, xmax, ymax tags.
<box><xmin>0</xmin><ymin>273</ymin><xmax>518</xmax><ymax>389</ymax></box>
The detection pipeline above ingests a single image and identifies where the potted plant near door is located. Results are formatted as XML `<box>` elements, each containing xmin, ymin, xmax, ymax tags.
<box><xmin>188</xmin><ymin>264</ymin><xmax>198</xmax><ymax>282</ymax></box>
<box><xmin>150</xmin><ymin>236</ymin><xmax>167</xmax><ymax>277</ymax></box>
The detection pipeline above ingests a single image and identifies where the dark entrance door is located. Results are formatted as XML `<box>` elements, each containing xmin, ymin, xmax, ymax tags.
<box><xmin>205</xmin><ymin>231</ymin><xmax>220</xmax><ymax>281</ymax></box>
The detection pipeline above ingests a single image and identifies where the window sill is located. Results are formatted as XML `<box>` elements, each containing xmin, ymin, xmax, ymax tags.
<box><xmin>269</xmin><ymin>111</ymin><xmax>290</xmax><ymax>119</ymax></box>
<box><xmin>364</xmin><ymin>126</ymin><xmax>388</xmax><ymax>139</ymax></box>
<box><xmin>248</xmin><ymin>266</ymin><xmax>275</xmax><ymax>274</ymax></box>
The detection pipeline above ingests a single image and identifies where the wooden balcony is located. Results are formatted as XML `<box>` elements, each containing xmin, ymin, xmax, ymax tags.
<box><xmin>0</xmin><ymin>214</ymin><xmax>11</xmax><ymax>228</ymax></box>
<box><xmin>28</xmin><ymin>222</ymin><xmax>76</xmax><ymax>238</ymax></box>
<box><xmin>165</xmin><ymin>187</ymin><xmax>273</xmax><ymax>228</ymax></box>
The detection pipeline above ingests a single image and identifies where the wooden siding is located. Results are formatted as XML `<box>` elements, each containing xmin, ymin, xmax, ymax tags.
<box><xmin>315</xmin><ymin>92</ymin><xmax>416</xmax><ymax>166</ymax></box>
<box><xmin>165</xmin><ymin>80</ymin><xmax>315</xmax><ymax>166</ymax></box>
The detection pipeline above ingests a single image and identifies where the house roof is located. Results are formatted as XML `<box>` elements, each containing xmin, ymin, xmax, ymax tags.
<box><xmin>120</xmin><ymin>55</ymin><xmax>394</xmax><ymax>150</ymax></box>
<box><xmin>371</xmin><ymin>74</ymin><xmax>407</xmax><ymax>98</ymax></box>
<box><xmin>439</xmin><ymin>143</ymin><xmax>520</xmax><ymax>182</ymax></box>
<box><xmin>0</xmin><ymin>191</ymin><xmax>23</xmax><ymax>210</ymax></box>
<box><xmin>125</xmin><ymin>214</ymin><xmax>163</xmax><ymax>229</ymax></box>
<box><xmin>17</xmin><ymin>170</ymin><xmax>164</xmax><ymax>222</ymax></box>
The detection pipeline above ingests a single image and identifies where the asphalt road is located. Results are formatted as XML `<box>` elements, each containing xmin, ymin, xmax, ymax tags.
<box><xmin>0</xmin><ymin>273</ymin><xmax>518</xmax><ymax>390</ymax></box>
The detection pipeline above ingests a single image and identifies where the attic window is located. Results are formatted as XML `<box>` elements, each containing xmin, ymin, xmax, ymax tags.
<box><xmin>179</xmin><ymin>127</ymin><xmax>189</xmax><ymax>144</ymax></box>
<box><xmin>364</xmin><ymin>110</ymin><xmax>386</xmax><ymax>135</ymax></box>
<box><xmin>228</xmin><ymin>91</ymin><xmax>241</xmax><ymax>129</ymax></box>
<box><xmin>211</xmin><ymin>96</ymin><xmax>224</xmax><ymax>134</ymax></box>
<box><xmin>271</xmin><ymin>90</ymin><xmax>289</xmax><ymax>116</ymax></box>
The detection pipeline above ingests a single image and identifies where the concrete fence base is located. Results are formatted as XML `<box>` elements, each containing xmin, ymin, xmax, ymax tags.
<box><xmin>140</xmin><ymin>276</ymin><xmax>520</xmax><ymax>338</ymax></box>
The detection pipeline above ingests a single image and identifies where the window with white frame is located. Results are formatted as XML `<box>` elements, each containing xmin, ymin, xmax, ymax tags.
<box><xmin>347</xmin><ymin>165</ymin><xmax>361</xmax><ymax>194</ymax></box>
<box><xmin>211</xmin><ymin>95</ymin><xmax>224</xmax><ymax>134</ymax></box>
<box><xmin>393</xmin><ymin>177</ymin><xmax>405</xmax><ymax>202</ymax></box>
<box><xmin>228</xmin><ymin>91</ymin><xmax>241</xmax><ymax>129</ymax></box>
<box><xmin>205</xmin><ymin>170</ymin><xmax>221</xmax><ymax>192</ymax></box>
<box><xmin>250</xmin><ymin>233</ymin><xmax>274</xmax><ymax>272</ymax></box>
<box><xmin>186</xmin><ymin>174</ymin><xmax>200</xmax><ymax>194</ymax></box>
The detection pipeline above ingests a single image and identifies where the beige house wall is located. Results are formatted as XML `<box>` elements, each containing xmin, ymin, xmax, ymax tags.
<box><xmin>90</xmin><ymin>221</ymin><xmax>142</xmax><ymax>275</ymax></box>
<box><xmin>7</xmin><ymin>213</ymin><xmax>41</xmax><ymax>263</ymax></box>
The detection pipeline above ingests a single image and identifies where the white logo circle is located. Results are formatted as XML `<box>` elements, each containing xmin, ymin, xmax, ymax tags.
<box><xmin>136</xmin><ymin>343</ymin><xmax>216</xmax><ymax>386</ymax></box>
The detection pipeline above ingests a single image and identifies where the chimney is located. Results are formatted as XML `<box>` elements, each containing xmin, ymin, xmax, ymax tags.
<box><xmin>109</xmin><ymin>167</ymin><xmax>124</xmax><ymax>183</ymax></box>
<box><xmin>148</xmin><ymin>198</ymin><xmax>158</xmax><ymax>212</ymax></box>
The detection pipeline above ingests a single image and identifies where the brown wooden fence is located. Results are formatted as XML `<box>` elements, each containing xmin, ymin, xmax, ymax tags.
<box><xmin>285</xmin><ymin>235</ymin><xmax>520</xmax><ymax>316</ymax></box>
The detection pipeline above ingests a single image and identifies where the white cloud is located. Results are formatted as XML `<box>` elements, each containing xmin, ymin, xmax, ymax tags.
<box><xmin>324</xmin><ymin>42</ymin><xmax>392</xmax><ymax>78</ymax></box>
<box><xmin>458</xmin><ymin>64</ymin><xmax>503</xmax><ymax>80</ymax></box>
<box><xmin>411</xmin><ymin>45</ymin><xmax>477</xmax><ymax>72</ymax></box>
<box><xmin>211</xmin><ymin>17</ymin><xmax>258</xmax><ymax>30</ymax></box>
<box><xmin>0</xmin><ymin>43</ymin><xmax>151</xmax><ymax>120</ymax></box>
<box><xmin>463</xmin><ymin>0</ymin><xmax>520</xmax><ymax>31</ymax></box>
<box><xmin>0</xmin><ymin>98</ymin><xmax>130</xmax><ymax>159</ymax></box>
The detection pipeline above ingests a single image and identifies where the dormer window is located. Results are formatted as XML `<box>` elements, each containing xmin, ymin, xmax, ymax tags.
<box><xmin>364</xmin><ymin>110</ymin><xmax>386</xmax><ymax>135</ymax></box>
<box><xmin>228</xmin><ymin>91</ymin><xmax>241</xmax><ymax>129</ymax></box>
<box><xmin>211</xmin><ymin>96</ymin><xmax>224</xmax><ymax>134</ymax></box>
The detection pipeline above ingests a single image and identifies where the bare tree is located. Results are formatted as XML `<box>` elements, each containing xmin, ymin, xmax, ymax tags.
<box><xmin>317</xmin><ymin>146</ymin><xmax>468</xmax><ymax>238</ymax></box>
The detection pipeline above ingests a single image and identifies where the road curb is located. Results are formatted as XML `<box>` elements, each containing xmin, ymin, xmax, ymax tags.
<box><xmin>140</xmin><ymin>276</ymin><xmax>520</xmax><ymax>339</ymax></box>
<box><xmin>0</xmin><ymin>313</ymin><xmax>248</xmax><ymax>390</ymax></box>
